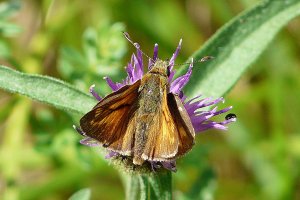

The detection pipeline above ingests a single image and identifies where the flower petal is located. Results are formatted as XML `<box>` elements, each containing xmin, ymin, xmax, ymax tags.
<box><xmin>89</xmin><ymin>84</ymin><xmax>102</xmax><ymax>101</ymax></box>
<box><xmin>169</xmin><ymin>39</ymin><xmax>182</xmax><ymax>70</ymax></box>
<box><xmin>80</xmin><ymin>137</ymin><xmax>100</xmax><ymax>147</ymax></box>
<box><xmin>105</xmin><ymin>151</ymin><xmax>119</xmax><ymax>159</ymax></box>
<box><xmin>170</xmin><ymin>62</ymin><xmax>193</xmax><ymax>94</ymax></box>
<box><xmin>149</xmin><ymin>43</ymin><xmax>159</xmax><ymax>69</ymax></box>
<box><xmin>161</xmin><ymin>161</ymin><xmax>177</xmax><ymax>172</ymax></box>
<box><xmin>104</xmin><ymin>76</ymin><xmax>120</xmax><ymax>91</ymax></box>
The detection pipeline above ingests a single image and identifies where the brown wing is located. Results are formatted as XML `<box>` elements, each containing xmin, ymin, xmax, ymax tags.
<box><xmin>80</xmin><ymin>80</ymin><xmax>140</xmax><ymax>155</ymax></box>
<box><xmin>167</xmin><ymin>93</ymin><xmax>195</xmax><ymax>157</ymax></box>
<box><xmin>141</xmin><ymin>93</ymin><xmax>195</xmax><ymax>162</ymax></box>
<box><xmin>141</xmin><ymin>91</ymin><xmax>179</xmax><ymax>162</ymax></box>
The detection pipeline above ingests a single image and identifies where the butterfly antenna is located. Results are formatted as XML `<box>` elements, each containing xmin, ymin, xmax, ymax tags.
<box><xmin>174</xmin><ymin>56</ymin><xmax>215</xmax><ymax>66</ymax></box>
<box><xmin>122</xmin><ymin>32</ymin><xmax>155</xmax><ymax>62</ymax></box>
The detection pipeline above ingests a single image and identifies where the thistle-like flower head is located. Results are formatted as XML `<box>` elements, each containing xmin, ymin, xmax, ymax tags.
<box><xmin>76</xmin><ymin>35</ymin><xmax>236</xmax><ymax>172</ymax></box>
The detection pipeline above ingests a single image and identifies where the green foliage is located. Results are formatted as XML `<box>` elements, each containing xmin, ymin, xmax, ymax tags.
<box><xmin>0</xmin><ymin>0</ymin><xmax>300</xmax><ymax>200</ymax></box>
<box><xmin>180</xmin><ymin>0</ymin><xmax>300</xmax><ymax>98</ymax></box>
<box><xmin>59</xmin><ymin>22</ymin><xmax>127</xmax><ymax>95</ymax></box>
<box><xmin>0</xmin><ymin>1</ymin><xmax>22</xmax><ymax>37</ymax></box>
<box><xmin>0</xmin><ymin>1</ymin><xmax>21</xmax><ymax>60</ymax></box>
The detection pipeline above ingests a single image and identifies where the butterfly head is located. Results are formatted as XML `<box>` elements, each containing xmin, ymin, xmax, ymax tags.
<box><xmin>149</xmin><ymin>59</ymin><xmax>170</xmax><ymax>77</ymax></box>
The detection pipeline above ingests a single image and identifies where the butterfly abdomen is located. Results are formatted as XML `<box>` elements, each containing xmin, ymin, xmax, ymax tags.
<box><xmin>133</xmin><ymin>72</ymin><xmax>168</xmax><ymax>165</ymax></box>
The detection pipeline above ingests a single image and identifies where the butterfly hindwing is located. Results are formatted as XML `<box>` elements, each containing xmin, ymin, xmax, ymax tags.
<box><xmin>167</xmin><ymin>93</ymin><xmax>195</xmax><ymax>157</ymax></box>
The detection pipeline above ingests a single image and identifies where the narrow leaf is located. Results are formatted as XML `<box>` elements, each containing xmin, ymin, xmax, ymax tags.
<box><xmin>0</xmin><ymin>65</ymin><xmax>97</xmax><ymax>114</ymax></box>
<box><xmin>179</xmin><ymin>0</ymin><xmax>300</xmax><ymax>98</ymax></box>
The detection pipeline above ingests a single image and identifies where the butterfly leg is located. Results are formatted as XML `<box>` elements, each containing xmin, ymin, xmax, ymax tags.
<box><xmin>150</xmin><ymin>161</ymin><xmax>161</xmax><ymax>172</ymax></box>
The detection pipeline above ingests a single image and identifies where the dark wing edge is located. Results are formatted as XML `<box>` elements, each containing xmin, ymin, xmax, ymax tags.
<box><xmin>167</xmin><ymin>93</ymin><xmax>195</xmax><ymax>157</ymax></box>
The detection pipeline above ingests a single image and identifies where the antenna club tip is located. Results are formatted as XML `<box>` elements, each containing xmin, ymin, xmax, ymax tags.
<box><xmin>122</xmin><ymin>31</ymin><xmax>129</xmax><ymax>36</ymax></box>
<box><xmin>179</xmin><ymin>38</ymin><xmax>183</xmax><ymax>44</ymax></box>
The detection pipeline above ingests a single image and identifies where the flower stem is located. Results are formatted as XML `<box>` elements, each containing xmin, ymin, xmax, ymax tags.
<box><xmin>124</xmin><ymin>171</ymin><xmax>172</xmax><ymax>200</ymax></box>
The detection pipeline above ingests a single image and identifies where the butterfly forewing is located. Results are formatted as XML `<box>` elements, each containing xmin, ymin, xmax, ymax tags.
<box><xmin>80</xmin><ymin>80</ymin><xmax>141</xmax><ymax>153</ymax></box>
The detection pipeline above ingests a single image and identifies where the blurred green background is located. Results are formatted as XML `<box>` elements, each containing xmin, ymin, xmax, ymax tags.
<box><xmin>0</xmin><ymin>0</ymin><xmax>300</xmax><ymax>199</ymax></box>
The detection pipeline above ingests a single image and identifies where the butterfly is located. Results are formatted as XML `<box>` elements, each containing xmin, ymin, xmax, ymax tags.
<box><xmin>79</xmin><ymin>59</ymin><xmax>195</xmax><ymax>166</ymax></box>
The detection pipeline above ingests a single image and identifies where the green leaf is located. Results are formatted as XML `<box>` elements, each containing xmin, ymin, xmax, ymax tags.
<box><xmin>69</xmin><ymin>188</ymin><xmax>91</xmax><ymax>200</ymax></box>
<box><xmin>179</xmin><ymin>0</ymin><xmax>300</xmax><ymax>98</ymax></box>
<box><xmin>0</xmin><ymin>65</ymin><xmax>97</xmax><ymax>114</ymax></box>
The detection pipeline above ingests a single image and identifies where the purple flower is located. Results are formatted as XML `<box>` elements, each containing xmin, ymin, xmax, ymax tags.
<box><xmin>75</xmin><ymin>37</ymin><xmax>236</xmax><ymax>172</ymax></box>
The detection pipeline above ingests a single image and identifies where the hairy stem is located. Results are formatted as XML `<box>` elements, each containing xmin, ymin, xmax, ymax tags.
<box><xmin>124</xmin><ymin>171</ymin><xmax>172</xmax><ymax>200</ymax></box>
